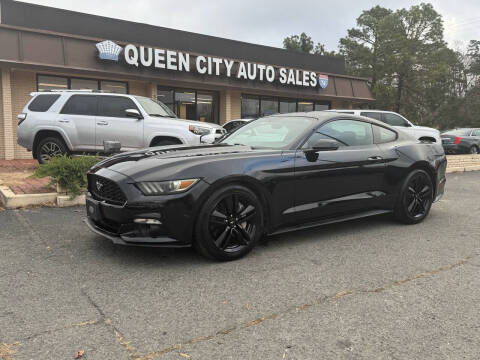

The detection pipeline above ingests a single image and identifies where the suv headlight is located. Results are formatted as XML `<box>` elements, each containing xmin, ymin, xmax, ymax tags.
<box><xmin>189</xmin><ymin>125</ymin><xmax>212</xmax><ymax>136</ymax></box>
<box><xmin>136</xmin><ymin>179</ymin><xmax>199</xmax><ymax>195</ymax></box>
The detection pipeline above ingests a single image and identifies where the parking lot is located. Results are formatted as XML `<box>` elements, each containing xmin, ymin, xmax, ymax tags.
<box><xmin>1</xmin><ymin>171</ymin><xmax>479</xmax><ymax>360</ymax></box>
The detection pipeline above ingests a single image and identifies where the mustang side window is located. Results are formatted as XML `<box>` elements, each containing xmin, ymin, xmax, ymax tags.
<box><xmin>373</xmin><ymin>124</ymin><xmax>397</xmax><ymax>143</ymax></box>
<box><xmin>307</xmin><ymin>119</ymin><xmax>374</xmax><ymax>147</ymax></box>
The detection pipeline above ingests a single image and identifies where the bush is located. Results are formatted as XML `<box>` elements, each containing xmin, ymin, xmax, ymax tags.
<box><xmin>34</xmin><ymin>155</ymin><xmax>99</xmax><ymax>197</ymax></box>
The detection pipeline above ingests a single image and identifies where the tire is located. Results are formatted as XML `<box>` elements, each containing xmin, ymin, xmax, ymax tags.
<box><xmin>36</xmin><ymin>136</ymin><xmax>69</xmax><ymax>164</ymax></box>
<box><xmin>469</xmin><ymin>145</ymin><xmax>479</xmax><ymax>154</ymax></box>
<box><xmin>394</xmin><ymin>169</ymin><xmax>434</xmax><ymax>225</ymax></box>
<box><xmin>151</xmin><ymin>139</ymin><xmax>179</xmax><ymax>147</ymax></box>
<box><xmin>194</xmin><ymin>185</ymin><xmax>264</xmax><ymax>261</ymax></box>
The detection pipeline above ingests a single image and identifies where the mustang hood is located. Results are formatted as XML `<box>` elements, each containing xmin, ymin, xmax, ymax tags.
<box><xmin>92</xmin><ymin>144</ymin><xmax>259</xmax><ymax>182</ymax></box>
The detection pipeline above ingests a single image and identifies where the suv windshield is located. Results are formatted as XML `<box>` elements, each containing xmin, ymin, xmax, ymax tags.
<box><xmin>134</xmin><ymin>96</ymin><xmax>176</xmax><ymax>118</ymax></box>
<box><xmin>221</xmin><ymin>116</ymin><xmax>316</xmax><ymax>149</ymax></box>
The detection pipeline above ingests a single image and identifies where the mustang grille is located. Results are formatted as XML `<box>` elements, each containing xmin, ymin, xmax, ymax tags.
<box><xmin>88</xmin><ymin>175</ymin><xmax>127</xmax><ymax>205</ymax></box>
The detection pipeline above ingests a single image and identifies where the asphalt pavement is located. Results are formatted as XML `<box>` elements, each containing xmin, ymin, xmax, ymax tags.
<box><xmin>1</xmin><ymin>172</ymin><xmax>479</xmax><ymax>360</ymax></box>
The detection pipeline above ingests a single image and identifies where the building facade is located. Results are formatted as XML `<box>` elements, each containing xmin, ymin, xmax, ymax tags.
<box><xmin>0</xmin><ymin>0</ymin><xmax>373</xmax><ymax>160</ymax></box>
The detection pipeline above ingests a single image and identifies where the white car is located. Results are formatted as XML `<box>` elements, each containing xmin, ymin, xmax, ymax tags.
<box><xmin>222</xmin><ymin>118</ymin><xmax>254</xmax><ymax>133</ymax></box>
<box><xmin>17</xmin><ymin>90</ymin><xmax>226</xmax><ymax>163</ymax></box>
<box><xmin>328</xmin><ymin>109</ymin><xmax>441</xmax><ymax>143</ymax></box>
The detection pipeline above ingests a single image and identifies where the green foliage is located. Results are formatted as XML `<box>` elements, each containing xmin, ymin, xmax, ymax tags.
<box><xmin>34</xmin><ymin>155</ymin><xmax>99</xmax><ymax>197</ymax></box>
<box><xmin>338</xmin><ymin>2</ymin><xmax>478</xmax><ymax>129</ymax></box>
<box><xmin>283</xmin><ymin>32</ymin><xmax>339</xmax><ymax>57</ymax></box>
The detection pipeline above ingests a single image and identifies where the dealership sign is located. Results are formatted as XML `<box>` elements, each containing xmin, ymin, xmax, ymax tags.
<box><xmin>96</xmin><ymin>40</ymin><xmax>328</xmax><ymax>89</ymax></box>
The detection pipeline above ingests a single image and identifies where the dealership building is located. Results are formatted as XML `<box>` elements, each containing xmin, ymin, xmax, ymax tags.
<box><xmin>0</xmin><ymin>0</ymin><xmax>373</xmax><ymax>160</ymax></box>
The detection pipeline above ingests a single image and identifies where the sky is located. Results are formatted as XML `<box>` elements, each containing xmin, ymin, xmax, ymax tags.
<box><xmin>21</xmin><ymin>0</ymin><xmax>480</xmax><ymax>52</ymax></box>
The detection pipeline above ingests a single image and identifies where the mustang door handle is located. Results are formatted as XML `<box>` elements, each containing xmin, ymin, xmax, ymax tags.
<box><xmin>97</xmin><ymin>121</ymin><xmax>109</xmax><ymax>126</ymax></box>
<box><xmin>367</xmin><ymin>156</ymin><xmax>383</xmax><ymax>161</ymax></box>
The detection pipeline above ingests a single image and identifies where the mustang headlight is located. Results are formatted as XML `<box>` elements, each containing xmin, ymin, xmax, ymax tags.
<box><xmin>136</xmin><ymin>179</ymin><xmax>199</xmax><ymax>195</ymax></box>
<box><xmin>189</xmin><ymin>125</ymin><xmax>212</xmax><ymax>136</ymax></box>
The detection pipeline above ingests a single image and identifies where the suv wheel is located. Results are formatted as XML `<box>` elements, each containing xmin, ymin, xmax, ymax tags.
<box><xmin>151</xmin><ymin>139</ymin><xmax>179</xmax><ymax>147</ymax></box>
<box><xmin>36</xmin><ymin>136</ymin><xmax>68</xmax><ymax>164</ymax></box>
<box><xmin>469</xmin><ymin>145</ymin><xmax>479</xmax><ymax>154</ymax></box>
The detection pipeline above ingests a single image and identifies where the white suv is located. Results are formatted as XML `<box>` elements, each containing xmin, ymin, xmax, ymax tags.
<box><xmin>329</xmin><ymin>109</ymin><xmax>441</xmax><ymax>143</ymax></box>
<box><xmin>17</xmin><ymin>91</ymin><xmax>226</xmax><ymax>163</ymax></box>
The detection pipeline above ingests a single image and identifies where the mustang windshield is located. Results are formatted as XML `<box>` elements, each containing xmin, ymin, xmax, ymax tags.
<box><xmin>134</xmin><ymin>96</ymin><xmax>177</xmax><ymax>118</ymax></box>
<box><xmin>221</xmin><ymin>116</ymin><xmax>316</xmax><ymax>149</ymax></box>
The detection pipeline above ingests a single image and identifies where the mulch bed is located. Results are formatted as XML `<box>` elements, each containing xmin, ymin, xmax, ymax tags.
<box><xmin>0</xmin><ymin>160</ymin><xmax>55</xmax><ymax>195</ymax></box>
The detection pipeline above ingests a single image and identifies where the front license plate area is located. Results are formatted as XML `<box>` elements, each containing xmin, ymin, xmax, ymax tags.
<box><xmin>86</xmin><ymin>199</ymin><xmax>102</xmax><ymax>222</ymax></box>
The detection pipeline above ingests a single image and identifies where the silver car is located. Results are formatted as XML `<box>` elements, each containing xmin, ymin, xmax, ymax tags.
<box><xmin>17</xmin><ymin>90</ymin><xmax>226</xmax><ymax>163</ymax></box>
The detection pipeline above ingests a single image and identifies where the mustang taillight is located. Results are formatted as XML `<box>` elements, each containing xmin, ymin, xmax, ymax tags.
<box><xmin>454</xmin><ymin>136</ymin><xmax>461</xmax><ymax>145</ymax></box>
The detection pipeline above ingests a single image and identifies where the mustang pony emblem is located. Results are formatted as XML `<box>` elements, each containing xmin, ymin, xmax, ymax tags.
<box><xmin>96</xmin><ymin>180</ymin><xmax>104</xmax><ymax>191</ymax></box>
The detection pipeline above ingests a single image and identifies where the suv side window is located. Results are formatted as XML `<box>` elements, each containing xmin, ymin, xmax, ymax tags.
<box><xmin>304</xmin><ymin>119</ymin><xmax>374</xmax><ymax>147</ymax></box>
<box><xmin>360</xmin><ymin>112</ymin><xmax>382</xmax><ymax>121</ymax></box>
<box><xmin>471</xmin><ymin>129</ymin><xmax>480</xmax><ymax>136</ymax></box>
<box><xmin>382</xmin><ymin>113</ymin><xmax>410</xmax><ymax>127</ymax></box>
<box><xmin>98</xmin><ymin>96</ymin><xmax>138</xmax><ymax>118</ymax></box>
<box><xmin>373</xmin><ymin>124</ymin><xmax>397</xmax><ymax>144</ymax></box>
<box><xmin>61</xmin><ymin>95</ymin><xmax>98</xmax><ymax>116</ymax></box>
<box><xmin>28</xmin><ymin>94</ymin><xmax>61</xmax><ymax>112</ymax></box>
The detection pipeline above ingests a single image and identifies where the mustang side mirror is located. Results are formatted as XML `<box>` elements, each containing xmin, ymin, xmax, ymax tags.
<box><xmin>125</xmin><ymin>108</ymin><xmax>142</xmax><ymax>119</ymax></box>
<box><xmin>306</xmin><ymin>139</ymin><xmax>340</xmax><ymax>152</ymax></box>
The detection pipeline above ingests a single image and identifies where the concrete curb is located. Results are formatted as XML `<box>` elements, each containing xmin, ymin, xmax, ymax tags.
<box><xmin>0</xmin><ymin>185</ymin><xmax>86</xmax><ymax>209</ymax></box>
<box><xmin>0</xmin><ymin>185</ymin><xmax>57</xmax><ymax>209</ymax></box>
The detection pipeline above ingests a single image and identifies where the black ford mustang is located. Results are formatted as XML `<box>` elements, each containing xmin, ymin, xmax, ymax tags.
<box><xmin>85</xmin><ymin>112</ymin><xmax>447</xmax><ymax>260</ymax></box>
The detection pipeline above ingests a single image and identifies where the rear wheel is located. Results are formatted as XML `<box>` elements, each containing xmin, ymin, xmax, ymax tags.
<box><xmin>395</xmin><ymin>169</ymin><xmax>434</xmax><ymax>224</ymax></box>
<box><xmin>195</xmin><ymin>185</ymin><xmax>264</xmax><ymax>261</ymax></box>
<box><xmin>36</xmin><ymin>136</ymin><xmax>68</xmax><ymax>164</ymax></box>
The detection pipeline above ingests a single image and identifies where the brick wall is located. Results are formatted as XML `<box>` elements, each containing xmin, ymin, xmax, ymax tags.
<box><xmin>129</xmin><ymin>80</ymin><xmax>150</xmax><ymax>97</ymax></box>
<box><xmin>11</xmin><ymin>70</ymin><xmax>36</xmax><ymax>159</ymax></box>
<box><xmin>231</xmin><ymin>91</ymin><xmax>241</xmax><ymax>120</ymax></box>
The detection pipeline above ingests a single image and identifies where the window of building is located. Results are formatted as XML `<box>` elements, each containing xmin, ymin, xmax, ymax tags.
<box><xmin>158</xmin><ymin>86</ymin><xmax>219</xmax><ymax>123</ymax></box>
<box><xmin>157</xmin><ymin>87</ymin><xmax>175</xmax><ymax>112</ymax></box>
<box><xmin>241</xmin><ymin>95</ymin><xmax>260</xmax><ymax>119</ymax></box>
<box><xmin>260</xmin><ymin>97</ymin><xmax>278</xmax><ymax>117</ymax></box>
<box><xmin>98</xmin><ymin>96</ymin><xmax>138</xmax><ymax>118</ymax></box>
<box><xmin>37</xmin><ymin>75</ymin><xmax>68</xmax><ymax>91</ymax></box>
<box><xmin>314</xmin><ymin>102</ymin><xmax>330</xmax><ymax>111</ymax></box>
<box><xmin>37</xmin><ymin>74</ymin><xmax>128</xmax><ymax>94</ymax></box>
<box><xmin>279</xmin><ymin>99</ymin><xmax>297</xmax><ymax>113</ymax></box>
<box><xmin>297</xmin><ymin>101</ymin><xmax>314</xmax><ymax>112</ymax></box>
<box><xmin>197</xmin><ymin>92</ymin><xmax>215</xmax><ymax>123</ymax></box>
<box><xmin>28</xmin><ymin>94</ymin><xmax>61</xmax><ymax>112</ymax></box>
<box><xmin>60</xmin><ymin>95</ymin><xmax>98</xmax><ymax>116</ymax></box>
<box><xmin>242</xmin><ymin>95</ymin><xmax>331</xmax><ymax>118</ymax></box>
<box><xmin>71</xmin><ymin>78</ymin><xmax>98</xmax><ymax>91</ymax></box>
<box><xmin>101</xmin><ymin>81</ymin><xmax>128</xmax><ymax>94</ymax></box>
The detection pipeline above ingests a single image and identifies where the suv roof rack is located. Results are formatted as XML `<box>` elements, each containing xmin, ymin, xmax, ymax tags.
<box><xmin>36</xmin><ymin>89</ymin><xmax>113</xmax><ymax>93</ymax></box>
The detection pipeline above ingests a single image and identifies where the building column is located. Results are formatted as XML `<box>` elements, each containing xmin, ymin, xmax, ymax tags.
<box><xmin>2</xmin><ymin>68</ymin><xmax>14</xmax><ymax>160</ymax></box>
<box><xmin>149</xmin><ymin>82</ymin><xmax>157</xmax><ymax>100</ymax></box>
<box><xmin>219</xmin><ymin>90</ymin><xmax>232</xmax><ymax>125</ymax></box>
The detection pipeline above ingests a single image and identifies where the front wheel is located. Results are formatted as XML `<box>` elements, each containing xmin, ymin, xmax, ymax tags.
<box><xmin>469</xmin><ymin>145</ymin><xmax>479</xmax><ymax>154</ymax></box>
<box><xmin>394</xmin><ymin>169</ymin><xmax>434</xmax><ymax>224</ymax></box>
<box><xmin>195</xmin><ymin>185</ymin><xmax>264</xmax><ymax>261</ymax></box>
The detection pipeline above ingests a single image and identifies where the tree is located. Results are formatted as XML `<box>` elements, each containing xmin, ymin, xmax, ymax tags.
<box><xmin>283</xmin><ymin>33</ymin><xmax>338</xmax><ymax>56</ymax></box>
<box><xmin>283</xmin><ymin>33</ymin><xmax>314</xmax><ymax>53</ymax></box>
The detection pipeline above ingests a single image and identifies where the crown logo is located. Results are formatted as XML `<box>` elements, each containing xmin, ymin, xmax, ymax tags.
<box><xmin>96</xmin><ymin>40</ymin><xmax>123</xmax><ymax>61</ymax></box>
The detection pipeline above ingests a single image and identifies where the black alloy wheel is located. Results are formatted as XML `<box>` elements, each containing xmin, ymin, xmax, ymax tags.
<box><xmin>395</xmin><ymin>169</ymin><xmax>433</xmax><ymax>224</ymax></box>
<box><xmin>36</xmin><ymin>136</ymin><xmax>68</xmax><ymax>164</ymax></box>
<box><xmin>195</xmin><ymin>185</ymin><xmax>263</xmax><ymax>260</ymax></box>
<box><xmin>469</xmin><ymin>145</ymin><xmax>479</xmax><ymax>154</ymax></box>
